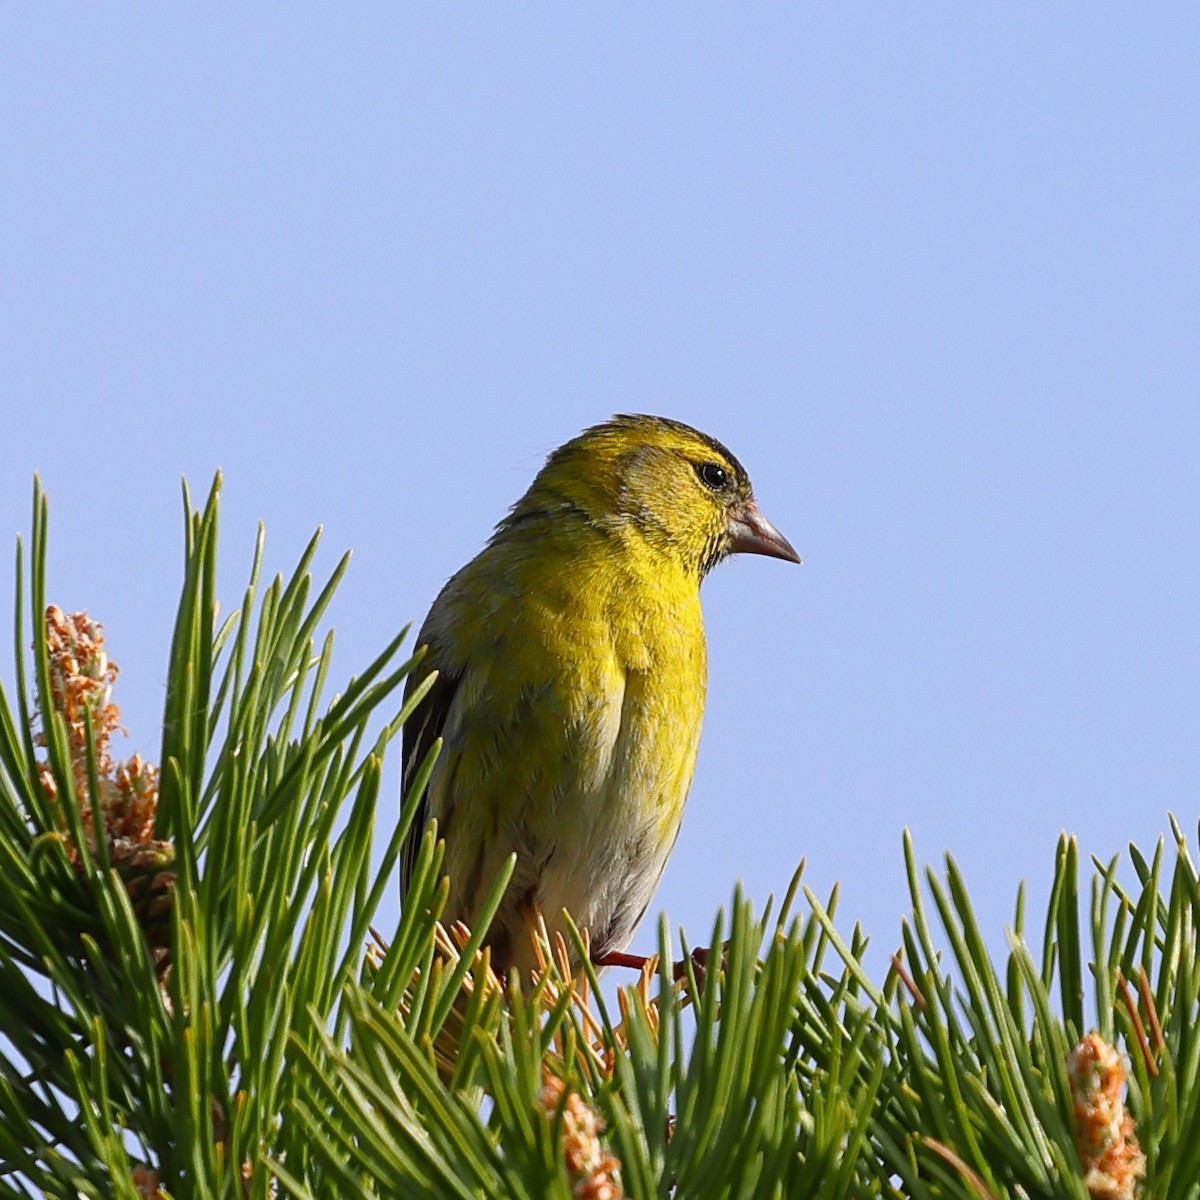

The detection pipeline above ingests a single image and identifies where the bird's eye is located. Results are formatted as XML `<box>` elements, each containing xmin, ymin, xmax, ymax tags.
<box><xmin>697</xmin><ymin>462</ymin><xmax>731</xmax><ymax>491</ymax></box>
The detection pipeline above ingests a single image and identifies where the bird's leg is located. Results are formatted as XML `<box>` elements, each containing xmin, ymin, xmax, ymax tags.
<box><xmin>593</xmin><ymin>949</ymin><xmax>651</xmax><ymax>971</ymax></box>
<box><xmin>593</xmin><ymin>944</ymin><xmax>716</xmax><ymax>983</ymax></box>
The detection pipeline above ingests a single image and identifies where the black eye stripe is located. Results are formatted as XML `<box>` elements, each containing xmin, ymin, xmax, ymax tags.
<box><xmin>697</xmin><ymin>462</ymin><xmax>731</xmax><ymax>490</ymax></box>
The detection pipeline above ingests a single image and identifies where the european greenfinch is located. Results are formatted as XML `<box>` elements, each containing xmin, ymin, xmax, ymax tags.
<box><xmin>402</xmin><ymin>415</ymin><xmax>798</xmax><ymax>977</ymax></box>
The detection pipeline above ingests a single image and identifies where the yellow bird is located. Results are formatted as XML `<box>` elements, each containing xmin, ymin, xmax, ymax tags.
<box><xmin>401</xmin><ymin>414</ymin><xmax>798</xmax><ymax>978</ymax></box>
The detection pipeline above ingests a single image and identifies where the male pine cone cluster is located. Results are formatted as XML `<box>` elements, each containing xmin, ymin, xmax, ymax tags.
<box><xmin>36</xmin><ymin>605</ymin><xmax>175</xmax><ymax>955</ymax></box>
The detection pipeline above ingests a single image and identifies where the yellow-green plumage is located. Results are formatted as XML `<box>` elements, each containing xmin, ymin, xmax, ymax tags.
<box><xmin>402</xmin><ymin>415</ymin><xmax>798</xmax><ymax>977</ymax></box>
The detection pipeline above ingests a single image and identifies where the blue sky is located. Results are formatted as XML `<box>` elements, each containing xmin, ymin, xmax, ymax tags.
<box><xmin>2</xmin><ymin>8</ymin><xmax>1197</xmax><ymax>974</ymax></box>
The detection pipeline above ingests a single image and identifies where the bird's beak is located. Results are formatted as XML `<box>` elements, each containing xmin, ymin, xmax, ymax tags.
<box><xmin>727</xmin><ymin>499</ymin><xmax>801</xmax><ymax>564</ymax></box>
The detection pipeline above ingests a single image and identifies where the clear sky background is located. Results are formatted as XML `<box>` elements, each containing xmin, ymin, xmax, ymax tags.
<box><xmin>2</xmin><ymin>9</ymin><xmax>1197</xmax><ymax>975</ymax></box>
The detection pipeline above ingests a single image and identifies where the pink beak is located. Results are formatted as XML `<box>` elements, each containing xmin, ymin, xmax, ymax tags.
<box><xmin>727</xmin><ymin>499</ymin><xmax>801</xmax><ymax>564</ymax></box>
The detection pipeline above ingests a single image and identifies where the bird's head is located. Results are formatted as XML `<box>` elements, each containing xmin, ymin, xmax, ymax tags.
<box><xmin>510</xmin><ymin>414</ymin><xmax>799</xmax><ymax>579</ymax></box>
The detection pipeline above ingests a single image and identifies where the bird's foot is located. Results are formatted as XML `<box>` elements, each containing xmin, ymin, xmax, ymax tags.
<box><xmin>672</xmin><ymin>944</ymin><xmax>714</xmax><ymax>984</ymax></box>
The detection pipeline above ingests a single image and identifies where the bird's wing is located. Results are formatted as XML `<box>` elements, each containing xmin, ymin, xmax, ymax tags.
<box><xmin>400</xmin><ymin>657</ymin><xmax>461</xmax><ymax>900</ymax></box>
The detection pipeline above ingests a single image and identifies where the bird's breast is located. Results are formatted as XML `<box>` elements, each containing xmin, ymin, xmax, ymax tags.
<box><xmin>523</xmin><ymin>578</ymin><xmax>706</xmax><ymax>947</ymax></box>
<box><xmin>427</xmin><ymin>543</ymin><xmax>709</xmax><ymax>962</ymax></box>
<box><xmin>558</xmin><ymin>575</ymin><xmax>706</xmax><ymax>813</ymax></box>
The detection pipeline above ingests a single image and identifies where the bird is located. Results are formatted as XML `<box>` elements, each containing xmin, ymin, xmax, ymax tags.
<box><xmin>400</xmin><ymin>414</ymin><xmax>798</xmax><ymax>979</ymax></box>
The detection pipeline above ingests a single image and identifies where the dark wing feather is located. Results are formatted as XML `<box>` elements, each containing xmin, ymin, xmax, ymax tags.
<box><xmin>400</xmin><ymin>660</ymin><xmax>462</xmax><ymax>900</ymax></box>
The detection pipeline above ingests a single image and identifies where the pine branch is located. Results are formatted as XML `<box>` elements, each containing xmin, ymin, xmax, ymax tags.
<box><xmin>0</xmin><ymin>477</ymin><xmax>1193</xmax><ymax>1200</ymax></box>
